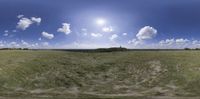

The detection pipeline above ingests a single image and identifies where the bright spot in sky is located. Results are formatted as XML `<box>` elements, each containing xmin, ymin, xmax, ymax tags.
<box><xmin>96</xmin><ymin>18</ymin><xmax>106</xmax><ymax>26</ymax></box>
<box><xmin>102</xmin><ymin>26</ymin><xmax>113</xmax><ymax>32</ymax></box>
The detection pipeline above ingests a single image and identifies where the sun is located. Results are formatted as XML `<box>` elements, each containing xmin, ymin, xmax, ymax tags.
<box><xmin>96</xmin><ymin>18</ymin><xmax>106</xmax><ymax>26</ymax></box>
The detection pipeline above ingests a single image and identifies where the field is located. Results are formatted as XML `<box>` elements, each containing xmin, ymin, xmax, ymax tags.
<box><xmin>0</xmin><ymin>50</ymin><xmax>200</xmax><ymax>99</ymax></box>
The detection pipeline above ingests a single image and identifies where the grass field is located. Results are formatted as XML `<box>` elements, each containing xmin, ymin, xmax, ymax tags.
<box><xmin>0</xmin><ymin>50</ymin><xmax>200</xmax><ymax>98</ymax></box>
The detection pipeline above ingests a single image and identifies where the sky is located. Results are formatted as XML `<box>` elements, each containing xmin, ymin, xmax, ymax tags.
<box><xmin>1</xmin><ymin>0</ymin><xmax>200</xmax><ymax>49</ymax></box>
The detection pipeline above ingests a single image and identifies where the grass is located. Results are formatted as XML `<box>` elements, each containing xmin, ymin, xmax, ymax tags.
<box><xmin>0</xmin><ymin>50</ymin><xmax>199</xmax><ymax>98</ymax></box>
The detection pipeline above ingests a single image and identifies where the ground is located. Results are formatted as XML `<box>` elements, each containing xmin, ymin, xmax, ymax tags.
<box><xmin>0</xmin><ymin>50</ymin><xmax>199</xmax><ymax>99</ymax></box>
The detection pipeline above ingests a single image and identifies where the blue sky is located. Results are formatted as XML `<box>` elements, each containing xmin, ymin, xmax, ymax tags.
<box><xmin>1</xmin><ymin>0</ymin><xmax>200</xmax><ymax>49</ymax></box>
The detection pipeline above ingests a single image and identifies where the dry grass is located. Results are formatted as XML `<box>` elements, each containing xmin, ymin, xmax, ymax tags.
<box><xmin>0</xmin><ymin>50</ymin><xmax>199</xmax><ymax>98</ymax></box>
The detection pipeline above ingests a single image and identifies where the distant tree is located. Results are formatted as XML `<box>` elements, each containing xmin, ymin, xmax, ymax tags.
<box><xmin>23</xmin><ymin>48</ymin><xmax>29</xmax><ymax>50</ymax></box>
<box><xmin>184</xmin><ymin>48</ymin><xmax>190</xmax><ymax>50</ymax></box>
<box><xmin>96</xmin><ymin>47</ymin><xmax>127</xmax><ymax>52</ymax></box>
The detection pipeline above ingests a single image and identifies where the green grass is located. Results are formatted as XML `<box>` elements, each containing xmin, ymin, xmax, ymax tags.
<box><xmin>0</xmin><ymin>50</ymin><xmax>199</xmax><ymax>98</ymax></box>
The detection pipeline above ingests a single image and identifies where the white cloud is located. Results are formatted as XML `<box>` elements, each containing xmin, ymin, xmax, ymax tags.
<box><xmin>159</xmin><ymin>38</ymin><xmax>175</xmax><ymax>45</ymax></box>
<box><xmin>31</xmin><ymin>17</ymin><xmax>41</xmax><ymax>25</ymax></box>
<box><xmin>3</xmin><ymin>30</ymin><xmax>16</xmax><ymax>37</ymax></box>
<box><xmin>3</xmin><ymin>33</ymin><xmax>8</xmax><ymax>37</ymax></box>
<box><xmin>125</xmin><ymin>38</ymin><xmax>200</xmax><ymax>49</ymax></box>
<box><xmin>0</xmin><ymin>41</ymin><xmax>4</xmax><ymax>47</ymax></box>
<box><xmin>42</xmin><ymin>42</ymin><xmax>49</xmax><ymax>46</ymax></box>
<box><xmin>122</xmin><ymin>33</ymin><xmax>127</xmax><ymax>36</ymax></box>
<box><xmin>102</xmin><ymin>26</ymin><xmax>113</xmax><ymax>32</ymax></box>
<box><xmin>175</xmin><ymin>38</ymin><xmax>189</xmax><ymax>44</ymax></box>
<box><xmin>81</xmin><ymin>28</ymin><xmax>87</xmax><ymax>36</ymax></box>
<box><xmin>12</xmin><ymin>30</ymin><xmax>17</xmax><ymax>32</ymax></box>
<box><xmin>109</xmin><ymin>34</ymin><xmax>118</xmax><ymax>41</ymax></box>
<box><xmin>17</xmin><ymin>15</ymin><xmax>24</xmax><ymax>18</ymax></box>
<box><xmin>128</xmin><ymin>26</ymin><xmax>157</xmax><ymax>48</ymax></box>
<box><xmin>0</xmin><ymin>40</ymin><xmax>51</xmax><ymax>49</ymax></box>
<box><xmin>10</xmin><ymin>42</ymin><xmax>17</xmax><ymax>45</ymax></box>
<box><xmin>38</xmin><ymin>37</ymin><xmax>42</xmax><ymax>41</ymax></box>
<box><xmin>16</xmin><ymin>16</ymin><xmax>41</xmax><ymax>30</ymax></box>
<box><xmin>57</xmin><ymin>23</ymin><xmax>71</xmax><ymax>35</ymax></box>
<box><xmin>21</xmin><ymin>40</ymin><xmax>29</xmax><ymax>47</ymax></box>
<box><xmin>9</xmin><ymin>42</ymin><xmax>19</xmax><ymax>48</ymax></box>
<box><xmin>3</xmin><ymin>30</ymin><xmax>9</xmax><ymax>36</ymax></box>
<box><xmin>192</xmin><ymin>40</ymin><xmax>200</xmax><ymax>45</ymax></box>
<box><xmin>136</xmin><ymin>26</ymin><xmax>157</xmax><ymax>40</ymax></box>
<box><xmin>128</xmin><ymin>39</ymin><xmax>143</xmax><ymax>46</ymax></box>
<box><xmin>159</xmin><ymin>38</ymin><xmax>190</xmax><ymax>45</ymax></box>
<box><xmin>17</xmin><ymin>18</ymin><xmax>33</xmax><ymax>30</ymax></box>
<box><xmin>59</xmin><ymin>41</ymin><xmax>120</xmax><ymax>49</ymax></box>
<box><xmin>91</xmin><ymin>33</ymin><xmax>103</xmax><ymax>37</ymax></box>
<box><xmin>42</xmin><ymin>31</ymin><xmax>54</xmax><ymax>39</ymax></box>
<box><xmin>32</xmin><ymin>43</ymin><xmax>39</xmax><ymax>47</ymax></box>
<box><xmin>158</xmin><ymin>38</ymin><xmax>192</xmax><ymax>49</ymax></box>
<box><xmin>4</xmin><ymin>30</ymin><xmax>8</xmax><ymax>33</ymax></box>
<box><xmin>81</xmin><ymin>28</ymin><xmax>87</xmax><ymax>32</ymax></box>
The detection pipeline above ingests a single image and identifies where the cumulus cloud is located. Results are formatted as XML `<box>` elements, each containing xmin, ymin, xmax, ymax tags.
<box><xmin>109</xmin><ymin>34</ymin><xmax>118</xmax><ymax>41</ymax></box>
<box><xmin>59</xmin><ymin>41</ymin><xmax>120</xmax><ymax>49</ymax></box>
<box><xmin>9</xmin><ymin>42</ymin><xmax>19</xmax><ymax>48</ymax></box>
<box><xmin>136</xmin><ymin>26</ymin><xmax>157</xmax><ymax>40</ymax></box>
<box><xmin>12</xmin><ymin>30</ymin><xmax>17</xmax><ymax>32</ymax></box>
<box><xmin>0</xmin><ymin>41</ymin><xmax>4</xmax><ymax>47</ymax></box>
<box><xmin>32</xmin><ymin>43</ymin><xmax>39</xmax><ymax>48</ymax></box>
<box><xmin>0</xmin><ymin>40</ymin><xmax>50</xmax><ymax>48</ymax></box>
<box><xmin>192</xmin><ymin>40</ymin><xmax>200</xmax><ymax>45</ymax></box>
<box><xmin>57</xmin><ymin>23</ymin><xmax>71</xmax><ymax>35</ymax></box>
<box><xmin>159</xmin><ymin>38</ymin><xmax>175</xmax><ymax>45</ymax></box>
<box><xmin>127</xmin><ymin>26</ymin><xmax>157</xmax><ymax>47</ymax></box>
<box><xmin>17</xmin><ymin>18</ymin><xmax>33</xmax><ymax>30</ymax></box>
<box><xmin>3</xmin><ymin>30</ymin><xmax>15</xmax><ymax>37</ymax></box>
<box><xmin>31</xmin><ymin>17</ymin><xmax>41</xmax><ymax>25</ymax></box>
<box><xmin>3</xmin><ymin>30</ymin><xmax>9</xmax><ymax>36</ymax></box>
<box><xmin>38</xmin><ymin>37</ymin><xmax>42</xmax><ymax>41</ymax></box>
<box><xmin>21</xmin><ymin>40</ymin><xmax>29</xmax><ymax>47</ymax></box>
<box><xmin>42</xmin><ymin>42</ymin><xmax>49</xmax><ymax>46</ymax></box>
<box><xmin>16</xmin><ymin>15</ymin><xmax>41</xmax><ymax>30</ymax></box>
<box><xmin>17</xmin><ymin>15</ymin><xmax>24</xmax><ymax>18</ymax></box>
<box><xmin>102</xmin><ymin>26</ymin><xmax>113</xmax><ymax>32</ymax></box>
<box><xmin>91</xmin><ymin>33</ymin><xmax>103</xmax><ymax>37</ymax></box>
<box><xmin>81</xmin><ymin>28</ymin><xmax>87</xmax><ymax>32</ymax></box>
<box><xmin>3</xmin><ymin>33</ymin><xmax>8</xmax><ymax>37</ymax></box>
<box><xmin>175</xmin><ymin>38</ymin><xmax>189</xmax><ymax>44</ymax></box>
<box><xmin>4</xmin><ymin>30</ymin><xmax>8</xmax><ymax>33</ymax></box>
<box><xmin>81</xmin><ymin>28</ymin><xmax>88</xmax><ymax>36</ymax></box>
<box><xmin>159</xmin><ymin>38</ymin><xmax>190</xmax><ymax>45</ymax></box>
<box><xmin>42</xmin><ymin>31</ymin><xmax>54</xmax><ymax>39</ymax></box>
<box><xmin>122</xmin><ymin>33</ymin><xmax>127</xmax><ymax>36</ymax></box>
<box><xmin>158</xmin><ymin>38</ymin><xmax>193</xmax><ymax>49</ymax></box>
<box><xmin>128</xmin><ymin>39</ymin><xmax>143</xmax><ymax>46</ymax></box>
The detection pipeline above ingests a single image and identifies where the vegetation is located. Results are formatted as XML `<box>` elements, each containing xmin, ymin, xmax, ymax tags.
<box><xmin>0</xmin><ymin>50</ymin><xmax>199</xmax><ymax>98</ymax></box>
<box><xmin>96</xmin><ymin>47</ymin><xmax>127</xmax><ymax>52</ymax></box>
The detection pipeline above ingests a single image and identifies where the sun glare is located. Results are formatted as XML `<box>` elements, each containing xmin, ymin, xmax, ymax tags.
<box><xmin>96</xmin><ymin>18</ymin><xmax>106</xmax><ymax>26</ymax></box>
